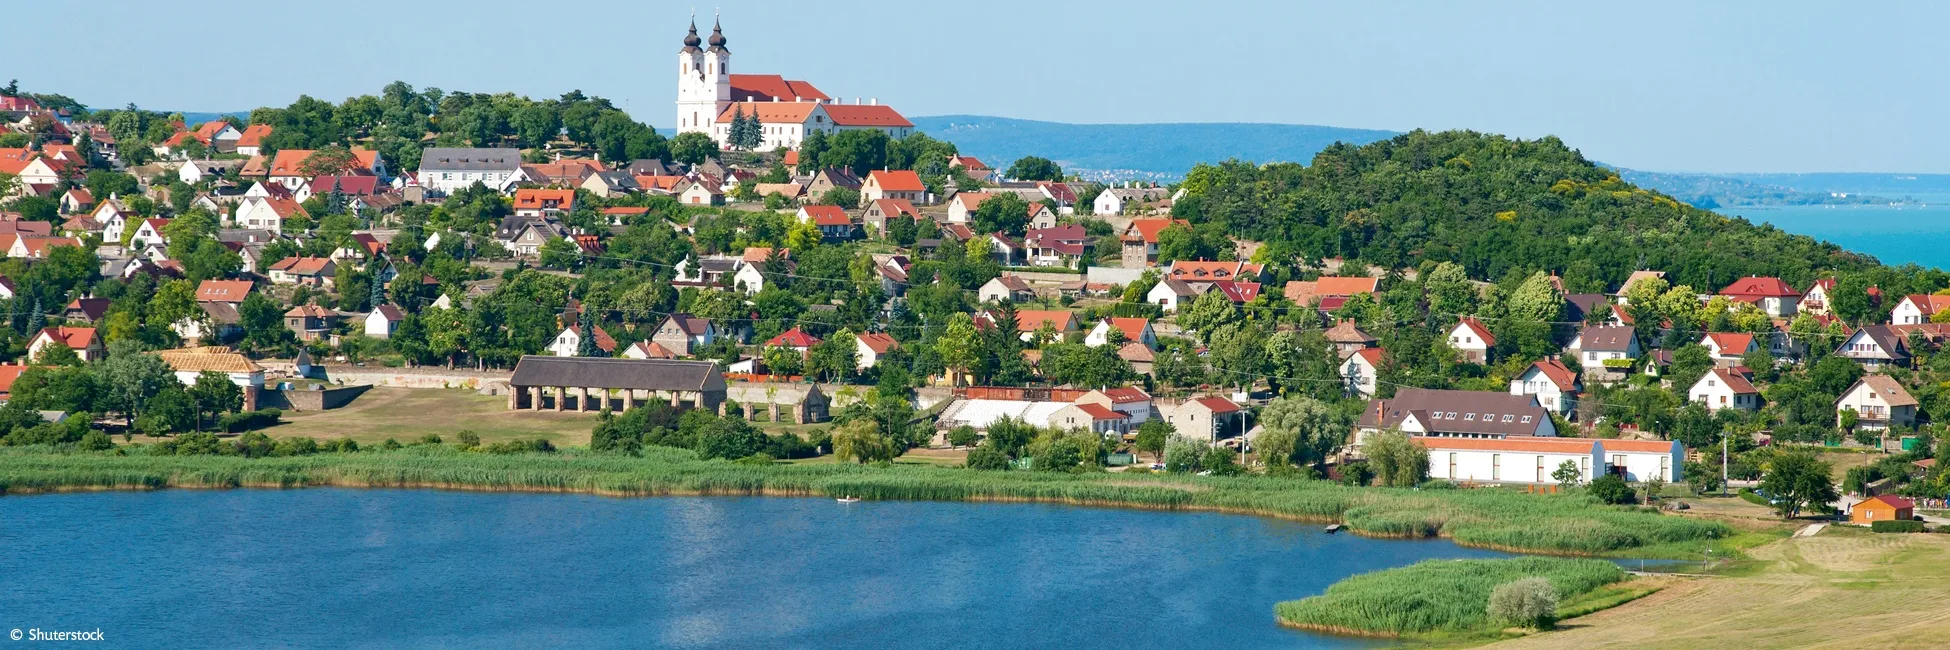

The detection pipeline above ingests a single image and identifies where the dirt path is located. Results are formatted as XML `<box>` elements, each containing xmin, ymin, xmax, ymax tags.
<box><xmin>1493</xmin><ymin>530</ymin><xmax>1950</xmax><ymax>649</ymax></box>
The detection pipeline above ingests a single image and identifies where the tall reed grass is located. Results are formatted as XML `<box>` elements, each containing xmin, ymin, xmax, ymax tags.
<box><xmin>1274</xmin><ymin>557</ymin><xmax>1626</xmax><ymax>636</ymax></box>
<box><xmin>0</xmin><ymin>445</ymin><xmax>1729</xmax><ymax>556</ymax></box>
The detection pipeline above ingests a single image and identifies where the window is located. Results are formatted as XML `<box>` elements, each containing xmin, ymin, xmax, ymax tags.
<box><xmin>1521</xmin><ymin>416</ymin><xmax>1532</xmax><ymax>423</ymax></box>
<box><xmin>1502</xmin><ymin>415</ymin><xmax>1514</xmax><ymax>422</ymax></box>
<box><xmin>1491</xmin><ymin>454</ymin><xmax>1501</xmax><ymax>481</ymax></box>
<box><xmin>1464</xmin><ymin>413</ymin><xmax>1476</xmax><ymax>421</ymax></box>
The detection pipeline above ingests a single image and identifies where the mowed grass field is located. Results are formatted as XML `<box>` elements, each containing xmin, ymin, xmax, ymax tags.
<box><xmin>1493</xmin><ymin>528</ymin><xmax>1950</xmax><ymax>649</ymax></box>
<box><xmin>272</xmin><ymin>388</ymin><xmax>598</xmax><ymax>446</ymax></box>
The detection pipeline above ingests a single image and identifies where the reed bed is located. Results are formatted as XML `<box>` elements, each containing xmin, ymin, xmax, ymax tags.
<box><xmin>0</xmin><ymin>446</ymin><xmax>1729</xmax><ymax>556</ymax></box>
<box><xmin>1274</xmin><ymin>557</ymin><xmax>1627</xmax><ymax>637</ymax></box>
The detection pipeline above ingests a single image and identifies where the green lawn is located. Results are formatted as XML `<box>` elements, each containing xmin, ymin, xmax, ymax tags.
<box><xmin>273</xmin><ymin>388</ymin><xmax>596</xmax><ymax>446</ymax></box>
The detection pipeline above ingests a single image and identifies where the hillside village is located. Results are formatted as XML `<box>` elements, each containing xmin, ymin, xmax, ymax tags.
<box><xmin>1</xmin><ymin>21</ymin><xmax>1948</xmax><ymax>516</ymax></box>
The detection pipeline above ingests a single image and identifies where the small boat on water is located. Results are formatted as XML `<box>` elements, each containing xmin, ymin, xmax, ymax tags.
<box><xmin>1324</xmin><ymin>524</ymin><xmax>1343</xmax><ymax>534</ymax></box>
<box><xmin>836</xmin><ymin>496</ymin><xmax>861</xmax><ymax>504</ymax></box>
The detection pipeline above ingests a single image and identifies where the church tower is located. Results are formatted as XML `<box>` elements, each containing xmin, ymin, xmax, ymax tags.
<box><xmin>675</xmin><ymin>17</ymin><xmax>728</xmax><ymax>135</ymax></box>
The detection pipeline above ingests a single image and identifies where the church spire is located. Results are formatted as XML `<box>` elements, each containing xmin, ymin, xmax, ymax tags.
<box><xmin>707</xmin><ymin>12</ymin><xmax>729</xmax><ymax>52</ymax></box>
<box><xmin>681</xmin><ymin>14</ymin><xmax>702</xmax><ymax>52</ymax></box>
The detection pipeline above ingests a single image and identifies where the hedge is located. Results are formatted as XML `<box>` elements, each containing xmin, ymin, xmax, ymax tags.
<box><xmin>1870</xmin><ymin>520</ymin><xmax>1926</xmax><ymax>533</ymax></box>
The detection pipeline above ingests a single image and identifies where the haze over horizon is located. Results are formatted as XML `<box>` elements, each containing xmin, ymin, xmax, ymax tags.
<box><xmin>11</xmin><ymin>0</ymin><xmax>1947</xmax><ymax>174</ymax></box>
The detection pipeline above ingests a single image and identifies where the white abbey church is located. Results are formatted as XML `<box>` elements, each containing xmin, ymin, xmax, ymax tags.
<box><xmin>675</xmin><ymin>18</ymin><xmax>914</xmax><ymax>151</ymax></box>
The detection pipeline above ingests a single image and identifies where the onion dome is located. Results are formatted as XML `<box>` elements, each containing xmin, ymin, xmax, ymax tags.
<box><xmin>707</xmin><ymin>19</ymin><xmax>728</xmax><ymax>51</ymax></box>
<box><xmin>681</xmin><ymin>20</ymin><xmax>702</xmax><ymax>51</ymax></box>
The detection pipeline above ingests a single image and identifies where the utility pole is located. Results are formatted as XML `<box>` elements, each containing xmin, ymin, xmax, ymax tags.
<box><xmin>1721</xmin><ymin>432</ymin><xmax>1729</xmax><ymax>497</ymax></box>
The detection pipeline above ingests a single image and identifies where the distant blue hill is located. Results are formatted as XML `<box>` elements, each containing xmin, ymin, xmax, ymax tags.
<box><xmin>911</xmin><ymin>115</ymin><xmax>1398</xmax><ymax>181</ymax></box>
<box><xmin>176</xmin><ymin>112</ymin><xmax>249</xmax><ymax>125</ymax></box>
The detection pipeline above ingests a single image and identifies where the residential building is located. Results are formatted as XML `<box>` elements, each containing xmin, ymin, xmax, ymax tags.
<box><xmin>862</xmin><ymin>170</ymin><xmax>926</xmax><ymax>205</ymax></box>
<box><xmin>1159</xmin><ymin>397</ymin><xmax>1245</xmax><ymax>442</ymax></box>
<box><xmin>232</xmin><ymin>195</ymin><xmax>307</xmax><ymax>234</ymax></box>
<box><xmin>862</xmin><ymin>198</ymin><xmax>919</xmax><ymax>236</ymax></box>
<box><xmin>283</xmin><ymin>306</ymin><xmax>341</xmax><ymax>342</ymax></box>
<box><xmin>1084</xmin><ymin>318</ymin><xmax>1156</xmax><ymax>349</ymax></box>
<box><xmin>1568</xmin><ymin>325</ymin><xmax>1640</xmax><ymax>381</ymax></box>
<box><xmin>1419</xmin><ymin>437</ymin><xmax>1681</xmax><ymax>485</ymax></box>
<box><xmin>62</xmin><ymin>297</ymin><xmax>110</xmax><ymax>323</ymax></box>
<box><xmin>548</xmin><ymin>324</ymin><xmax>618</xmax><ymax>357</ymax></box>
<box><xmin>1074</xmin><ymin>387</ymin><xmax>1154</xmax><ymax>426</ymax></box>
<box><xmin>1011</xmin><ymin>310</ymin><xmax>1080</xmax><ymax>343</ymax></box>
<box><xmin>1023</xmin><ymin>224</ymin><xmax>1089</xmax><ymax>267</ymax></box>
<box><xmin>1891</xmin><ymin>294</ymin><xmax>1950</xmax><ymax>325</ymax></box>
<box><xmin>1719</xmin><ymin>276</ymin><xmax>1800</xmax><ymax>318</ymax></box>
<box><xmin>1118</xmin><ymin>218</ymin><xmax>1188</xmax><ymax>268</ymax></box>
<box><xmin>1047</xmin><ymin>402</ymin><xmax>1132</xmax><ymax>436</ymax></box>
<box><xmin>855</xmin><ymin>332</ymin><xmax>899</xmax><ymax>370</ymax></box>
<box><xmin>1447</xmin><ymin>318</ymin><xmax>1496</xmax><ymax>364</ymax></box>
<box><xmin>1324</xmin><ymin>320</ymin><xmax>1379</xmax><ymax>359</ymax></box>
<box><xmin>513</xmin><ymin>189</ymin><xmax>576</xmax><ymax>217</ymax></box>
<box><xmin>1835</xmin><ymin>375</ymin><xmax>1918</xmax><ymax>431</ymax></box>
<box><xmin>416</xmin><ymin>147</ymin><xmax>523</xmax><ymax>195</ymax></box>
<box><xmin>947</xmin><ymin>192</ymin><xmax>993</xmax><ymax>224</ymax></box>
<box><xmin>1701</xmin><ymin>332</ymin><xmax>1759</xmax><ymax>366</ymax></box>
<box><xmin>1509</xmin><ymin>358</ymin><xmax>1580</xmax><ymax>416</ymax></box>
<box><xmin>651</xmin><ymin>313</ymin><xmax>717</xmax><ymax>357</ymax></box>
<box><xmin>1282</xmin><ymin>276</ymin><xmax>1380</xmax><ymax>310</ymax></box>
<box><xmin>365</xmin><ymin>304</ymin><xmax>405</xmax><ymax>338</ymax></box>
<box><xmin>1835</xmin><ymin>325</ymin><xmax>1910</xmax><ymax>369</ymax></box>
<box><xmin>1145</xmin><ymin>278</ymin><xmax>1199</xmax><ymax>313</ymax></box>
<box><xmin>978</xmin><ymin>275</ymin><xmax>1035</xmax><ymax>303</ymax></box>
<box><xmin>1355</xmin><ymin>388</ymin><xmax>1556</xmax><ymax>445</ymax></box>
<box><xmin>1848</xmin><ymin>495</ymin><xmax>1914</xmax><ymax>525</ymax></box>
<box><xmin>1689</xmin><ymin>368</ymin><xmax>1760</xmax><ymax>412</ymax></box>
<box><xmin>1339</xmin><ymin>348</ymin><xmax>1385</xmax><ymax>397</ymax></box>
<box><xmin>28</xmin><ymin>326</ymin><xmax>103</xmax><ymax>362</ymax></box>
<box><xmin>267</xmin><ymin>257</ymin><xmax>337</xmax><ymax>286</ymax></box>
<box><xmin>1094</xmin><ymin>186</ymin><xmax>1169</xmax><ymax>215</ymax></box>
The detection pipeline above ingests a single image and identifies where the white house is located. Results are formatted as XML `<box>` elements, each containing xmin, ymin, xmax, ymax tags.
<box><xmin>1146</xmin><ymin>278</ymin><xmax>1200</xmax><ymax>313</ymax></box>
<box><xmin>1446</xmin><ymin>317</ymin><xmax>1496</xmax><ymax>364</ymax></box>
<box><xmin>1093</xmin><ymin>187</ymin><xmax>1168</xmax><ymax>215</ymax></box>
<box><xmin>1084</xmin><ymin>318</ymin><xmax>1157</xmax><ymax>349</ymax></box>
<box><xmin>1835</xmin><ymin>325</ymin><xmax>1909</xmax><ymax>370</ymax></box>
<box><xmin>1417</xmin><ymin>437</ymin><xmax>1682</xmax><ymax>486</ymax></box>
<box><xmin>1046</xmin><ymin>402</ymin><xmax>1131</xmax><ymax>437</ymax></box>
<box><xmin>1689</xmin><ymin>368</ymin><xmax>1760</xmax><ymax>412</ymax></box>
<box><xmin>129</xmin><ymin>218</ymin><xmax>169</xmax><ymax>249</ymax></box>
<box><xmin>416</xmin><ymin>147</ymin><xmax>523</xmax><ymax>195</ymax></box>
<box><xmin>948</xmin><ymin>192</ymin><xmax>992</xmax><ymax>223</ymax></box>
<box><xmin>978</xmin><ymin>275</ymin><xmax>1035</xmax><ymax>303</ymax></box>
<box><xmin>232</xmin><ymin>196</ymin><xmax>306</xmax><ymax>234</ymax></box>
<box><xmin>1075</xmin><ymin>387</ymin><xmax>1154</xmax><ymax>426</ymax></box>
<box><xmin>1509</xmin><ymin>358</ymin><xmax>1580</xmax><ymax>416</ymax></box>
<box><xmin>1701</xmin><ymin>332</ymin><xmax>1759</xmax><ymax>366</ymax></box>
<box><xmin>1339</xmin><ymin>348</ymin><xmax>1384</xmax><ymax>397</ymax></box>
<box><xmin>855</xmin><ymin>332</ymin><xmax>899</xmax><ymax>371</ymax></box>
<box><xmin>731</xmin><ymin>262</ymin><xmax>774</xmax><ymax>295</ymax></box>
<box><xmin>1567</xmin><ymin>325</ymin><xmax>1640</xmax><ymax>379</ymax></box>
<box><xmin>547</xmin><ymin>325</ymin><xmax>616</xmax><ymax>357</ymax></box>
<box><xmin>364</xmin><ymin>304</ymin><xmax>405</xmax><ymax>339</ymax></box>
<box><xmin>1835</xmin><ymin>375</ymin><xmax>1918</xmax><ymax>431</ymax></box>
<box><xmin>1890</xmin><ymin>294</ymin><xmax>1950</xmax><ymax>325</ymax></box>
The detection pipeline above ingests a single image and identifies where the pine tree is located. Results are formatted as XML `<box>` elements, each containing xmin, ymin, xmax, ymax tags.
<box><xmin>728</xmin><ymin>106</ymin><xmax>749</xmax><ymax>151</ymax></box>
<box><xmin>26</xmin><ymin>298</ymin><xmax>44</xmax><ymax>337</ymax></box>
<box><xmin>738</xmin><ymin>113</ymin><xmax>763</xmax><ymax>151</ymax></box>
<box><xmin>368</xmin><ymin>265</ymin><xmax>388</xmax><ymax>309</ymax></box>
<box><xmin>576</xmin><ymin>309</ymin><xmax>601</xmax><ymax>357</ymax></box>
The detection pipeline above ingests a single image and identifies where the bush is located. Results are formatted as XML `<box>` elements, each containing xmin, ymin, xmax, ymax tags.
<box><xmin>78</xmin><ymin>431</ymin><xmax>114</xmax><ymax>451</ymax></box>
<box><xmin>455</xmin><ymin>431</ymin><xmax>481</xmax><ymax>450</ymax></box>
<box><xmin>218</xmin><ymin>408</ymin><xmax>283</xmax><ymax>433</ymax></box>
<box><xmin>965</xmin><ymin>445</ymin><xmax>1010</xmax><ymax>470</ymax></box>
<box><xmin>1588</xmin><ymin>474</ymin><xmax>1637</xmax><ymax>505</ymax></box>
<box><xmin>1487</xmin><ymin>577</ymin><xmax>1559</xmax><ymax>630</ymax></box>
<box><xmin>1871</xmin><ymin>520</ymin><xmax>1927</xmax><ymax>533</ymax></box>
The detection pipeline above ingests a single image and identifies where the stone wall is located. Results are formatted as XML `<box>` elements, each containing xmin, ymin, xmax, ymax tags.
<box><xmin>314</xmin><ymin>364</ymin><xmax>512</xmax><ymax>390</ymax></box>
<box><xmin>261</xmin><ymin>384</ymin><xmax>373</xmax><ymax>412</ymax></box>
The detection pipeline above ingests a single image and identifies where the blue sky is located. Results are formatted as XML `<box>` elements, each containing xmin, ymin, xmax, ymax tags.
<box><xmin>11</xmin><ymin>0</ymin><xmax>1946</xmax><ymax>173</ymax></box>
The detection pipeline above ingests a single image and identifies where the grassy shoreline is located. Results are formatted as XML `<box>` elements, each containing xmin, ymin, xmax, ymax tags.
<box><xmin>0</xmin><ymin>445</ymin><xmax>1732</xmax><ymax>558</ymax></box>
<box><xmin>1274</xmin><ymin>557</ymin><xmax>1629</xmax><ymax>642</ymax></box>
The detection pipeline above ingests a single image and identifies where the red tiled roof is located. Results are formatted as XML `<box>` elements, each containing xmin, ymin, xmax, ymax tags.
<box><xmin>715</xmin><ymin>101</ymin><xmax>820</xmax><ymax>125</ymax></box>
<box><xmin>1098</xmin><ymin>386</ymin><xmax>1151</xmax><ymax>403</ymax></box>
<box><xmin>38</xmin><ymin>326</ymin><xmax>97</xmax><ymax>350</ymax></box>
<box><xmin>1454</xmin><ymin>317</ymin><xmax>1496</xmax><ymax>347</ymax></box>
<box><xmin>824</xmin><ymin>104</ymin><xmax>913</xmax><ymax>128</ymax></box>
<box><xmin>1190</xmin><ymin>397</ymin><xmax>1241</xmax><ymax>414</ymax></box>
<box><xmin>1704</xmin><ymin>332</ymin><xmax>1756</xmax><ymax>355</ymax></box>
<box><xmin>1706</xmin><ymin>367</ymin><xmax>1758</xmax><ymax>394</ymax></box>
<box><xmin>1210</xmin><ymin>280</ymin><xmax>1262</xmax><ymax>303</ymax></box>
<box><xmin>1123</xmin><ymin>218</ymin><xmax>1188</xmax><ymax>244</ymax></box>
<box><xmin>1529</xmin><ymin>358</ymin><xmax>1578</xmax><ymax>392</ymax></box>
<box><xmin>1167</xmin><ymin>260</ymin><xmax>1263</xmax><ymax>281</ymax></box>
<box><xmin>1411</xmin><ymin>436</ymin><xmax>1600</xmax><ymax>454</ymax></box>
<box><xmin>236</xmin><ymin>124</ymin><xmax>272</xmax><ymax>147</ymax></box>
<box><xmin>728</xmin><ymin>75</ymin><xmax>830</xmax><ymax>102</ymax></box>
<box><xmin>0</xmin><ymin>363</ymin><xmax>31</xmax><ymax>394</ymax></box>
<box><xmin>1014</xmin><ymin>310</ymin><xmax>1076</xmax><ymax>333</ymax></box>
<box><xmin>1720</xmin><ymin>276</ymin><xmax>1797</xmax><ymax>299</ymax></box>
<box><xmin>767</xmin><ymin>327</ymin><xmax>821</xmax><ymax>348</ymax></box>
<box><xmin>867</xmin><ymin>170</ymin><xmax>925</xmax><ymax>193</ymax></box>
<box><xmin>513</xmin><ymin>188</ymin><xmax>575</xmax><ymax>211</ymax></box>
<box><xmin>1073</xmin><ymin>402</ymin><xmax>1128</xmax><ymax>421</ymax></box>
<box><xmin>856</xmin><ymin>331</ymin><xmax>899</xmax><ymax>354</ymax></box>
<box><xmin>1103</xmin><ymin>318</ymin><xmax>1150</xmax><ymax>340</ymax></box>
<box><xmin>196</xmin><ymin>280</ymin><xmax>254</xmax><ymax>303</ymax></box>
<box><xmin>1859</xmin><ymin>494</ymin><xmax>1914</xmax><ymax>510</ymax></box>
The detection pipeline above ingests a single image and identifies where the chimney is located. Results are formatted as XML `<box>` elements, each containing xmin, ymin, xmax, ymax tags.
<box><xmin>870</xmin><ymin>98</ymin><xmax>878</xmax><ymax>105</ymax></box>
<box><xmin>794</xmin><ymin>95</ymin><xmax>801</xmax><ymax>102</ymax></box>
<box><xmin>854</xmin><ymin>97</ymin><xmax>861</xmax><ymax>105</ymax></box>
<box><xmin>772</xmin><ymin>96</ymin><xmax>779</xmax><ymax>102</ymax></box>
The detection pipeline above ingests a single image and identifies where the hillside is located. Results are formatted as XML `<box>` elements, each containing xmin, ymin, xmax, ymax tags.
<box><xmin>910</xmin><ymin>115</ymin><xmax>1396</xmax><ymax>181</ymax></box>
<box><xmin>1174</xmin><ymin>130</ymin><xmax>1879</xmax><ymax>291</ymax></box>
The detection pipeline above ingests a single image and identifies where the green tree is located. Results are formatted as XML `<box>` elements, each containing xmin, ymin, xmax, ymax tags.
<box><xmin>297</xmin><ymin>145</ymin><xmax>360</xmax><ymax>177</ymax></box>
<box><xmin>1135</xmin><ymin>419</ymin><xmax>1173</xmax><ymax>463</ymax></box>
<box><xmin>1487</xmin><ymin>578</ymin><xmax>1559</xmax><ymax>630</ymax></box>
<box><xmin>1004</xmin><ymin>156</ymin><xmax>1062</xmax><ymax>182</ymax></box>
<box><xmin>188</xmin><ymin>371</ymin><xmax>244</xmax><ymax>428</ymax></box>
<box><xmin>1257</xmin><ymin>396</ymin><xmax>1347</xmax><ymax>470</ymax></box>
<box><xmin>1176</xmin><ymin>289</ymin><xmax>1240</xmax><ymax>342</ymax></box>
<box><xmin>101</xmin><ymin>345</ymin><xmax>175</xmax><ymax>422</ymax></box>
<box><xmin>935</xmin><ymin>313</ymin><xmax>980</xmax><ymax>386</ymax></box>
<box><xmin>1363</xmin><ymin>430</ymin><xmax>1429</xmax><ymax>487</ymax></box>
<box><xmin>831</xmin><ymin>418</ymin><xmax>899</xmax><ymax>464</ymax></box>
<box><xmin>1588</xmin><ymin>474</ymin><xmax>1636</xmax><ymax>504</ymax></box>
<box><xmin>669</xmin><ymin>131</ymin><xmax>717</xmax><ymax>165</ymax></box>
<box><xmin>1758</xmin><ymin>452</ymin><xmax>1839</xmax><ymax>519</ymax></box>
<box><xmin>1552</xmin><ymin>459</ymin><xmax>1582</xmax><ymax>487</ymax></box>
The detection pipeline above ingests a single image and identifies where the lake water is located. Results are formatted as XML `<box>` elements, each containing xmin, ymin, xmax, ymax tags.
<box><xmin>1721</xmin><ymin>200</ymin><xmax>1950</xmax><ymax>269</ymax></box>
<box><xmin>0</xmin><ymin>490</ymin><xmax>1513</xmax><ymax>649</ymax></box>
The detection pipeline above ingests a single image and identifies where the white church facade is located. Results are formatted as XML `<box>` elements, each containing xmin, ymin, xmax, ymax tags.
<box><xmin>675</xmin><ymin>18</ymin><xmax>914</xmax><ymax>150</ymax></box>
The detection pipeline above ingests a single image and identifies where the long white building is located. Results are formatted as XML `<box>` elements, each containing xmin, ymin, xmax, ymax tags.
<box><xmin>673</xmin><ymin>18</ymin><xmax>913</xmax><ymax>150</ymax></box>
<box><xmin>1416</xmin><ymin>437</ymin><xmax>1682</xmax><ymax>485</ymax></box>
